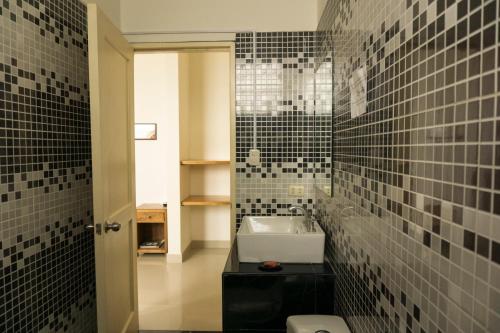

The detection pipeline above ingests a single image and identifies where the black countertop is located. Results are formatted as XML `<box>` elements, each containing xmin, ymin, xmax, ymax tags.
<box><xmin>223</xmin><ymin>241</ymin><xmax>334</xmax><ymax>276</ymax></box>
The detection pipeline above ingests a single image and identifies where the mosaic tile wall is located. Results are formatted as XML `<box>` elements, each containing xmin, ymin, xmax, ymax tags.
<box><xmin>0</xmin><ymin>0</ymin><xmax>96</xmax><ymax>332</ymax></box>
<box><xmin>235</xmin><ymin>32</ymin><xmax>332</xmax><ymax>227</ymax></box>
<box><xmin>316</xmin><ymin>0</ymin><xmax>500</xmax><ymax>332</ymax></box>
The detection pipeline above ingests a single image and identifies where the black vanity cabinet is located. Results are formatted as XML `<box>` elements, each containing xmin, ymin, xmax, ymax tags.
<box><xmin>222</xmin><ymin>244</ymin><xmax>335</xmax><ymax>332</ymax></box>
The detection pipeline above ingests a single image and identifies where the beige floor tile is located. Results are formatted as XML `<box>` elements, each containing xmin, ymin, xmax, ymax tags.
<box><xmin>138</xmin><ymin>248</ymin><xmax>229</xmax><ymax>331</ymax></box>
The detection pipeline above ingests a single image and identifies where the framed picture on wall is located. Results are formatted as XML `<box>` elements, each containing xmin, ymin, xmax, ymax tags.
<box><xmin>135</xmin><ymin>123</ymin><xmax>157</xmax><ymax>140</ymax></box>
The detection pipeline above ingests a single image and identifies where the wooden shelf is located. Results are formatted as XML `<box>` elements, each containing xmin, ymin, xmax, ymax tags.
<box><xmin>137</xmin><ymin>220</ymin><xmax>165</xmax><ymax>224</ymax></box>
<box><xmin>137</xmin><ymin>203</ymin><xmax>167</xmax><ymax>210</ymax></box>
<box><xmin>137</xmin><ymin>247</ymin><xmax>167</xmax><ymax>254</ymax></box>
<box><xmin>181</xmin><ymin>195</ymin><xmax>231</xmax><ymax>206</ymax></box>
<box><xmin>181</xmin><ymin>160</ymin><xmax>230</xmax><ymax>165</ymax></box>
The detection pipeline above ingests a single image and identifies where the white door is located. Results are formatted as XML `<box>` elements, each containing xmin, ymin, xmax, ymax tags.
<box><xmin>87</xmin><ymin>4</ymin><xmax>138</xmax><ymax>333</ymax></box>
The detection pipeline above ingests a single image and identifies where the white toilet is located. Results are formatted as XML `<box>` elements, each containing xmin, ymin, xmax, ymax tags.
<box><xmin>287</xmin><ymin>315</ymin><xmax>351</xmax><ymax>333</ymax></box>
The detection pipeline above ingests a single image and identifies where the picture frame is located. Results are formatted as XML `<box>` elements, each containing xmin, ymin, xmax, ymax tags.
<box><xmin>135</xmin><ymin>123</ymin><xmax>157</xmax><ymax>140</ymax></box>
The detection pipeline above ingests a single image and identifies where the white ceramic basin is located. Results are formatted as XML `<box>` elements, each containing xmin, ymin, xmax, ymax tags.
<box><xmin>237</xmin><ymin>216</ymin><xmax>325</xmax><ymax>263</ymax></box>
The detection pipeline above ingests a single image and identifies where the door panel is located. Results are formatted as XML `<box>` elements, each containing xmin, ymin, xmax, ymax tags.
<box><xmin>87</xmin><ymin>4</ymin><xmax>138</xmax><ymax>333</ymax></box>
<box><xmin>101</xmin><ymin>39</ymin><xmax>131</xmax><ymax>212</ymax></box>
<box><xmin>104</xmin><ymin>214</ymin><xmax>134</xmax><ymax>333</ymax></box>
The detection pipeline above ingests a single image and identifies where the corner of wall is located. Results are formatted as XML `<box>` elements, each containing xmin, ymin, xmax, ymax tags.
<box><xmin>114</xmin><ymin>0</ymin><xmax>121</xmax><ymax>30</ymax></box>
<box><xmin>178</xmin><ymin>53</ymin><xmax>193</xmax><ymax>254</ymax></box>
<box><xmin>80</xmin><ymin>0</ymin><xmax>121</xmax><ymax>29</ymax></box>
<box><xmin>316</xmin><ymin>0</ymin><xmax>328</xmax><ymax>26</ymax></box>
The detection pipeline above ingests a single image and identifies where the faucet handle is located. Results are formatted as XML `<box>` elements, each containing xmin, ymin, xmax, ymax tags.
<box><xmin>288</xmin><ymin>205</ymin><xmax>306</xmax><ymax>214</ymax></box>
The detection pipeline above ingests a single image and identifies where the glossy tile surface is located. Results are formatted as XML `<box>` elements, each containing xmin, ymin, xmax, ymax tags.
<box><xmin>0</xmin><ymin>0</ymin><xmax>96</xmax><ymax>332</ymax></box>
<box><xmin>138</xmin><ymin>248</ymin><xmax>229</xmax><ymax>331</ymax></box>
<box><xmin>235</xmin><ymin>32</ymin><xmax>332</xmax><ymax>229</ymax></box>
<box><xmin>316</xmin><ymin>0</ymin><xmax>500</xmax><ymax>332</ymax></box>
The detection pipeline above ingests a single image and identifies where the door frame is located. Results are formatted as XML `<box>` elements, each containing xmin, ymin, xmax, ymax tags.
<box><xmin>133</xmin><ymin>41</ymin><xmax>237</xmax><ymax>242</ymax></box>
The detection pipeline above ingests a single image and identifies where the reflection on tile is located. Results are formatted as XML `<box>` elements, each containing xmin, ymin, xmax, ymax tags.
<box><xmin>235</xmin><ymin>32</ymin><xmax>332</xmax><ymax>228</ymax></box>
<box><xmin>316</xmin><ymin>0</ymin><xmax>500</xmax><ymax>332</ymax></box>
<box><xmin>138</xmin><ymin>248</ymin><xmax>229</xmax><ymax>331</ymax></box>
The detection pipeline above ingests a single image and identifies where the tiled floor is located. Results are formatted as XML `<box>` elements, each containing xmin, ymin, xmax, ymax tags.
<box><xmin>138</xmin><ymin>248</ymin><xmax>229</xmax><ymax>331</ymax></box>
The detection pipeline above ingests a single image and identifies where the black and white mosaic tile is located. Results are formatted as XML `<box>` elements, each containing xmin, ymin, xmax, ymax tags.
<box><xmin>316</xmin><ymin>0</ymin><xmax>500</xmax><ymax>332</ymax></box>
<box><xmin>235</xmin><ymin>32</ymin><xmax>332</xmax><ymax>227</ymax></box>
<box><xmin>0</xmin><ymin>0</ymin><xmax>96</xmax><ymax>332</ymax></box>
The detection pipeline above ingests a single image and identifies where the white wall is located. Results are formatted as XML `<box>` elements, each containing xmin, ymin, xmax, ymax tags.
<box><xmin>121</xmin><ymin>0</ymin><xmax>318</xmax><ymax>34</ymax></box>
<box><xmin>135</xmin><ymin>53</ymin><xmax>178</xmax><ymax>206</ymax></box>
<box><xmin>82</xmin><ymin>0</ymin><xmax>324</xmax><ymax>36</ymax></box>
<box><xmin>187</xmin><ymin>52</ymin><xmax>230</xmax><ymax>161</ymax></box>
<box><xmin>183</xmin><ymin>52</ymin><xmax>231</xmax><ymax>242</ymax></box>
<box><xmin>317</xmin><ymin>0</ymin><xmax>328</xmax><ymax>22</ymax></box>
<box><xmin>134</xmin><ymin>53</ymin><xmax>184</xmax><ymax>256</ymax></box>
<box><xmin>80</xmin><ymin>0</ymin><xmax>121</xmax><ymax>27</ymax></box>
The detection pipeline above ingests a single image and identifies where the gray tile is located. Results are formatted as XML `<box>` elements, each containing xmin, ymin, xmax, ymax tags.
<box><xmin>315</xmin><ymin>0</ymin><xmax>500</xmax><ymax>332</ymax></box>
<box><xmin>0</xmin><ymin>0</ymin><xmax>96</xmax><ymax>332</ymax></box>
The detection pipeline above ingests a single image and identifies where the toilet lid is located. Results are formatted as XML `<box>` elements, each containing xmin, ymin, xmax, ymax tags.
<box><xmin>287</xmin><ymin>315</ymin><xmax>351</xmax><ymax>333</ymax></box>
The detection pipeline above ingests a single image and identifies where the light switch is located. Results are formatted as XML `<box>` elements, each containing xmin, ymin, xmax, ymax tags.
<box><xmin>288</xmin><ymin>185</ymin><xmax>304</xmax><ymax>196</ymax></box>
<box><xmin>323</xmin><ymin>185</ymin><xmax>331</xmax><ymax>196</ymax></box>
<box><xmin>247</xmin><ymin>149</ymin><xmax>260</xmax><ymax>166</ymax></box>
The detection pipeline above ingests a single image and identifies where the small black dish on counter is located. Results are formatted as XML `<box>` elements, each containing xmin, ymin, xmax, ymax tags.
<box><xmin>258</xmin><ymin>261</ymin><xmax>282</xmax><ymax>272</ymax></box>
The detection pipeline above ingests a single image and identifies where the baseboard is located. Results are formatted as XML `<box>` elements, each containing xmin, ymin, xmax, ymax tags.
<box><xmin>191</xmin><ymin>240</ymin><xmax>231</xmax><ymax>249</ymax></box>
<box><xmin>166</xmin><ymin>240</ymin><xmax>229</xmax><ymax>263</ymax></box>
<box><xmin>165</xmin><ymin>242</ymin><xmax>192</xmax><ymax>263</ymax></box>
<box><xmin>166</xmin><ymin>253</ymin><xmax>182</xmax><ymax>263</ymax></box>
<box><xmin>181</xmin><ymin>241</ymin><xmax>193</xmax><ymax>262</ymax></box>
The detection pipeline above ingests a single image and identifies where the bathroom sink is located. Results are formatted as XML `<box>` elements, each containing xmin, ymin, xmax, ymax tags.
<box><xmin>237</xmin><ymin>216</ymin><xmax>325</xmax><ymax>263</ymax></box>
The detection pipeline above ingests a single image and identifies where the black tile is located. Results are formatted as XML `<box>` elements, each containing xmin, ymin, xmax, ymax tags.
<box><xmin>432</xmin><ymin>218</ymin><xmax>441</xmax><ymax>234</ymax></box>
<box><xmin>492</xmin><ymin>241</ymin><xmax>500</xmax><ymax>265</ymax></box>
<box><xmin>478</xmin><ymin>168</ymin><xmax>492</xmax><ymax>188</ymax></box>
<box><xmin>495</xmin><ymin>170</ymin><xmax>500</xmax><ymax>190</ymax></box>
<box><xmin>463</xmin><ymin>230</ymin><xmax>476</xmax><ymax>251</ymax></box>
<box><xmin>478</xmin><ymin>191</ymin><xmax>491</xmax><ymax>212</ymax></box>
<box><xmin>424</xmin><ymin>231</ymin><xmax>431</xmax><ymax>247</ymax></box>
<box><xmin>477</xmin><ymin>235</ymin><xmax>490</xmax><ymax>258</ymax></box>
<box><xmin>413</xmin><ymin>304</ymin><xmax>420</xmax><ymax>322</ymax></box>
<box><xmin>469</xmin><ymin>10</ymin><xmax>481</xmax><ymax>33</ymax></box>
<box><xmin>452</xmin><ymin>206</ymin><xmax>463</xmax><ymax>225</ymax></box>
<box><xmin>441</xmin><ymin>239</ymin><xmax>450</xmax><ymax>258</ymax></box>
<box><xmin>457</xmin><ymin>0</ymin><xmax>468</xmax><ymax>19</ymax></box>
<box><xmin>494</xmin><ymin>194</ymin><xmax>500</xmax><ymax>215</ymax></box>
<box><xmin>484</xmin><ymin>1</ymin><xmax>497</xmax><ymax>25</ymax></box>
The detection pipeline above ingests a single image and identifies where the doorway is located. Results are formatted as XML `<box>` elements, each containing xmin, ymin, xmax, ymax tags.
<box><xmin>87</xmin><ymin>6</ymin><xmax>235</xmax><ymax>331</ymax></box>
<box><xmin>133</xmin><ymin>45</ymin><xmax>236</xmax><ymax>331</ymax></box>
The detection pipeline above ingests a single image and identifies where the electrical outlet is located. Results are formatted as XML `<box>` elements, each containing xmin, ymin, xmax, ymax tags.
<box><xmin>323</xmin><ymin>185</ymin><xmax>331</xmax><ymax>196</ymax></box>
<box><xmin>247</xmin><ymin>149</ymin><xmax>260</xmax><ymax>166</ymax></box>
<box><xmin>296</xmin><ymin>185</ymin><xmax>304</xmax><ymax>196</ymax></box>
<box><xmin>288</xmin><ymin>185</ymin><xmax>304</xmax><ymax>196</ymax></box>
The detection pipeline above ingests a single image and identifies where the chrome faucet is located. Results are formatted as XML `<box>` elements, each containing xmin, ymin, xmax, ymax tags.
<box><xmin>340</xmin><ymin>206</ymin><xmax>354</xmax><ymax>216</ymax></box>
<box><xmin>288</xmin><ymin>205</ymin><xmax>314</xmax><ymax>232</ymax></box>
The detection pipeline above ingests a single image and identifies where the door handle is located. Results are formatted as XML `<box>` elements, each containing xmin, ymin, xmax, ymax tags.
<box><xmin>105</xmin><ymin>221</ymin><xmax>121</xmax><ymax>233</ymax></box>
<box><xmin>84</xmin><ymin>224</ymin><xmax>94</xmax><ymax>231</ymax></box>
